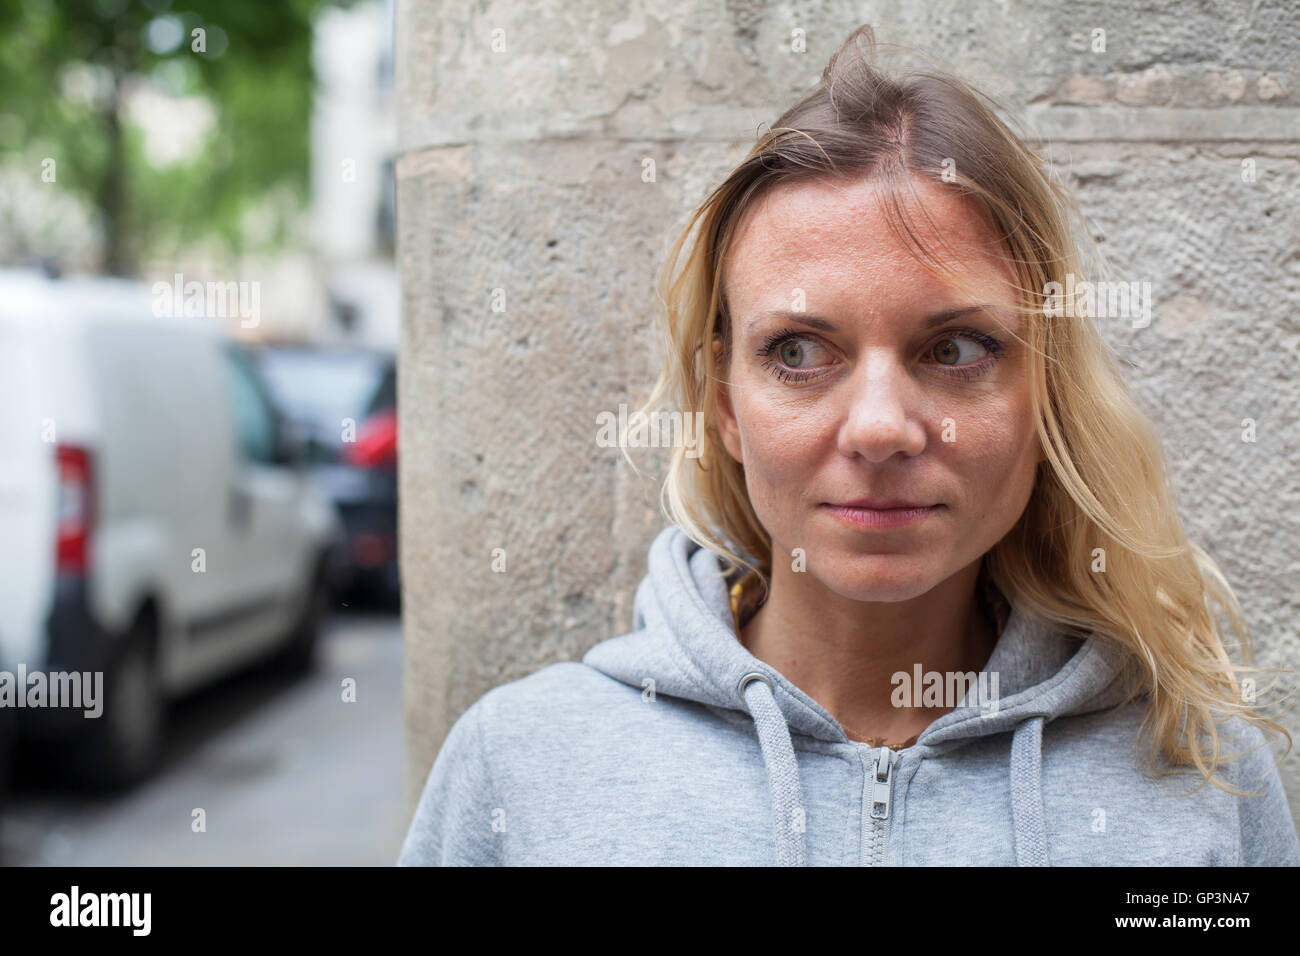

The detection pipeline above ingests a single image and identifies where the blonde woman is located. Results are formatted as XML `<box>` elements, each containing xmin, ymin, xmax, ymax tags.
<box><xmin>398</xmin><ymin>24</ymin><xmax>1298</xmax><ymax>866</ymax></box>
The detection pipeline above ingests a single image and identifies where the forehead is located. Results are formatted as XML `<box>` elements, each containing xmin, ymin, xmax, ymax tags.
<box><xmin>723</xmin><ymin>175</ymin><xmax>1017</xmax><ymax>314</ymax></box>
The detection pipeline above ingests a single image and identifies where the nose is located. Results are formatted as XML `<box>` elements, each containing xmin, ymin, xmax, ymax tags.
<box><xmin>836</xmin><ymin>355</ymin><xmax>926</xmax><ymax>462</ymax></box>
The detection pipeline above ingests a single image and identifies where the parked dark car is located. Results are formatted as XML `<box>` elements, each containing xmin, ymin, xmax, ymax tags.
<box><xmin>255</xmin><ymin>344</ymin><xmax>399</xmax><ymax>608</ymax></box>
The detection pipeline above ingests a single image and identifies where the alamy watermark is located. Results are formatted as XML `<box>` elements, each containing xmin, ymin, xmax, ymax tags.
<box><xmin>0</xmin><ymin>665</ymin><xmax>102</xmax><ymax>718</ymax></box>
<box><xmin>151</xmin><ymin>272</ymin><xmax>260</xmax><ymax>328</ymax></box>
<box><xmin>596</xmin><ymin>404</ymin><xmax>705</xmax><ymax>459</ymax></box>
<box><xmin>1042</xmin><ymin>273</ymin><xmax>1151</xmax><ymax>329</ymax></box>
<box><xmin>50</xmin><ymin>885</ymin><xmax>150</xmax><ymax>936</ymax></box>
<box><xmin>892</xmin><ymin>665</ymin><xmax>1001</xmax><ymax>714</ymax></box>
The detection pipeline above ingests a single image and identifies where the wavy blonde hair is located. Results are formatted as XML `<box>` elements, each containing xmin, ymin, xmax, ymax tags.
<box><xmin>630</xmin><ymin>24</ymin><xmax>1293</xmax><ymax>794</ymax></box>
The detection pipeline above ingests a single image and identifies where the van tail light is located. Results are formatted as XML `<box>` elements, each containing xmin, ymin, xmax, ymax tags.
<box><xmin>55</xmin><ymin>444</ymin><xmax>94</xmax><ymax>573</ymax></box>
<box><xmin>344</xmin><ymin>408</ymin><xmax>397</xmax><ymax>469</ymax></box>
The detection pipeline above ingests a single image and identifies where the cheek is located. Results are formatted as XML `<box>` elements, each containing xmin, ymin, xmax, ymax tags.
<box><xmin>945</xmin><ymin>396</ymin><xmax>1039</xmax><ymax>509</ymax></box>
<box><xmin>732</xmin><ymin>384</ymin><xmax>836</xmax><ymax>487</ymax></box>
<box><xmin>729</xmin><ymin>382</ymin><xmax>840</xmax><ymax>540</ymax></box>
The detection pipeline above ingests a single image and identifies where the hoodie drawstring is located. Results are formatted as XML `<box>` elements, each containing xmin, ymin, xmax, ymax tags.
<box><xmin>739</xmin><ymin>676</ymin><xmax>1052</xmax><ymax>866</ymax></box>
<box><xmin>738</xmin><ymin>672</ymin><xmax>808</xmax><ymax>866</ymax></box>
<box><xmin>1010</xmin><ymin>715</ymin><xmax>1049</xmax><ymax>866</ymax></box>
<box><xmin>740</xmin><ymin>673</ymin><xmax>1050</xmax><ymax>867</ymax></box>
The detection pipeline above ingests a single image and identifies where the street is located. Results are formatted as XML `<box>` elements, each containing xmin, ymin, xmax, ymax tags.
<box><xmin>1</xmin><ymin>610</ymin><xmax>407</xmax><ymax>866</ymax></box>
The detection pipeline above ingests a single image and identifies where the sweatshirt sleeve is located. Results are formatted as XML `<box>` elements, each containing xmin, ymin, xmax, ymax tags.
<box><xmin>1227</xmin><ymin>720</ymin><xmax>1300</xmax><ymax>867</ymax></box>
<box><xmin>396</xmin><ymin>697</ymin><xmax>502</xmax><ymax>866</ymax></box>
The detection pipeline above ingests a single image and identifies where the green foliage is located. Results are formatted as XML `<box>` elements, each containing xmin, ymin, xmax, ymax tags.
<box><xmin>0</xmin><ymin>0</ymin><xmax>355</xmax><ymax>274</ymax></box>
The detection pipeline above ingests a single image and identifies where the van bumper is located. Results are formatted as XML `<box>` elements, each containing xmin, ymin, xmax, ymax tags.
<box><xmin>13</xmin><ymin>575</ymin><xmax>115</xmax><ymax>740</ymax></box>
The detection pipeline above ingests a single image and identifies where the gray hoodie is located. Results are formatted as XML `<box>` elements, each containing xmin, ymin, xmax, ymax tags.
<box><xmin>398</xmin><ymin>525</ymin><xmax>1300</xmax><ymax>865</ymax></box>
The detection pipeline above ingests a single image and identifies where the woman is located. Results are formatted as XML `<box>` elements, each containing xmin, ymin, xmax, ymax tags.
<box><xmin>398</xmin><ymin>24</ymin><xmax>1298</xmax><ymax>866</ymax></box>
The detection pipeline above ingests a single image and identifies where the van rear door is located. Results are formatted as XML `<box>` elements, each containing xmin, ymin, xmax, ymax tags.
<box><xmin>0</xmin><ymin>314</ymin><xmax>57</xmax><ymax>669</ymax></box>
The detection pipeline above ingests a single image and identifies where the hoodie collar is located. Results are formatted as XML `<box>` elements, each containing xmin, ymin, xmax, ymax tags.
<box><xmin>585</xmin><ymin>524</ymin><xmax>850</xmax><ymax>743</ymax></box>
<box><xmin>584</xmin><ymin>525</ymin><xmax>1129</xmax><ymax>745</ymax></box>
<box><xmin>582</xmin><ymin>525</ymin><xmax>1135</xmax><ymax>866</ymax></box>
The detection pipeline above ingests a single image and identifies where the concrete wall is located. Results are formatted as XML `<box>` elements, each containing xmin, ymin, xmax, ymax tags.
<box><xmin>395</xmin><ymin>0</ymin><xmax>1300</xmax><ymax>827</ymax></box>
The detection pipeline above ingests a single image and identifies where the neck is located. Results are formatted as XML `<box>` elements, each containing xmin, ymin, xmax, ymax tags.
<box><xmin>738</xmin><ymin>558</ymin><xmax>999</xmax><ymax>745</ymax></box>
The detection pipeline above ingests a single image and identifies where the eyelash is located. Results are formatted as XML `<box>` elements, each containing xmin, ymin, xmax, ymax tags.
<box><xmin>755</xmin><ymin>326</ymin><xmax>1006</xmax><ymax>384</ymax></box>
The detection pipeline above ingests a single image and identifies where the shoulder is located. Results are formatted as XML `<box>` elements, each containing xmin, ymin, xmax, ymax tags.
<box><xmin>1212</xmin><ymin>715</ymin><xmax>1300</xmax><ymax>865</ymax></box>
<box><xmin>398</xmin><ymin>661</ymin><xmax>637</xmax><ymax>866</ymax></box>
<box><xmin>1050</xmin><ymin>703</ymin><xmax>1299</xmax><ymax>865</ymax></box>
<box><xmin>1051</xmin><ymin>696</ymin><xmax>1289</xmax><ymax>788</ymax></box>
<box><xmin>462</xmin><ymin>660</ymin><xmax>657</xmax><ymax>764</ymax></box>
<box><xmin>465</xmin><ymin>658</ymin><xmax>736</xmax><ymax>790</ymax></box>
<box><xmin>1213</xmin><ymin>714</ymin><xmax>1286</xmax><ymax>772</ymax></box>
<box><xmin>474</xmin><ymin>660</ymin><xmax>634</xmax><ymax>728</ymax></box>
<box><xmin>1209</xmin><ymin>713</ymin><xmax>1296</xmax><ymax>800</ymax></box>
<box><xmin>424</xmin><ymin>661</ymin><xmax>632</xmax><ymax>785</ymax></box>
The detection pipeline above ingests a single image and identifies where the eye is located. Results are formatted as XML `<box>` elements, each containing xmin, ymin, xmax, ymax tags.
<box><xmin>756</xmin><ymin>329</ymin><xmax>835</xmax><ymax>383</ymax></box>
<box><xmin>930</xmin><ymin>335</ymin><xmax>987</xmax><ymax>366</ymax></box>
<box><xmin>926</xmin><ymin>330</ymin><xmax>1006</xmax><ymax>380</ymax></box>
<box><xmin>776</xmin><ymin>337</ymin><xmax>829</xmax><ymax>368</ymax></box>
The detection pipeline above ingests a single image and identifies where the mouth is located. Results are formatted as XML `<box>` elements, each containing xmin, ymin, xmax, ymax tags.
<box><xmin>834</xmin><ymin>498</ymin><xmax>935</xmax><ymax>510</ymax></box>
<box><xmin>821</xmin><ymin>500</ymin><xmax>941</xmax><ymax>530</ymax></box>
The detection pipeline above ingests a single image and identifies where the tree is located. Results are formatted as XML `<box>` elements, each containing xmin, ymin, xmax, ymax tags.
<box><xmin>0</xmin><ymin>0</ymin><xmax>355</xmax><ymax>275</ymax></box>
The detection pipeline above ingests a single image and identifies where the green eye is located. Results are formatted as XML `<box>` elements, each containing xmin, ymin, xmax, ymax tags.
<box><xmin>756</xmin><ymin>328</ymin><xmax>835</xmax><ymax>384</ymax></box>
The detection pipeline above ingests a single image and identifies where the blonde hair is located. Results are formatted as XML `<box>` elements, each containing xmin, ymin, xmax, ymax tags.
<box><xmin>631</xmin><ymin>24</ymin><xmax>1293</xmax><ymax>794</ymax></box>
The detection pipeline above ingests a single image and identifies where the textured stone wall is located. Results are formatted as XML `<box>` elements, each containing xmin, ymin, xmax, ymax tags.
<box><xmin>395</xmin><ymin>0</ymin><xmax>1300</xmax><ymax>826</ymax></box>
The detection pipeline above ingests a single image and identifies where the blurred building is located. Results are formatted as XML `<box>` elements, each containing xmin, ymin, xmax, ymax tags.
<box><xmin>309</xmin><ymin>0</ymin><xmax>398</xmax><ymax>351</ymax></box>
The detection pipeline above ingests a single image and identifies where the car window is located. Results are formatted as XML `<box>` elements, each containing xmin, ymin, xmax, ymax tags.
<box><xmin>256</xmin><ymin>348</ymin><xmax>388</xmax><ymax>448</ymax></box>
<box><xmin>224</xmin><ymin>346</ymin><xmax>278</xmax><ymax>465</ymax></box>
<box><xmin>365</xmin><ymin>362</ymin><xmax>396</xmax><ymax>417</ymax></box>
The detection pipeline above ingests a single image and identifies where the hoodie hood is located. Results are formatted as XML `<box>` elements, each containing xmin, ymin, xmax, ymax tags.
<box><xmin>582</xmin><ymin>524</ymin><xmax>1136</xmax><ymax>866</ymax></box>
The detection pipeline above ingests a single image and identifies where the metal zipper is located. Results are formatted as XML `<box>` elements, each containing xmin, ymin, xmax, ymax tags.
<box><xmin>859</xmin><ymin>745</ymin><xmax>896</xmax><ymax>865</ymax></box>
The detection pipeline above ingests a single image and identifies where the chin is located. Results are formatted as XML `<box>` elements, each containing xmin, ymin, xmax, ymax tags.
<box><xmin>810</xmin><ymin>553</ymin><xmax>945</xmax><ymax>604</ymax></box>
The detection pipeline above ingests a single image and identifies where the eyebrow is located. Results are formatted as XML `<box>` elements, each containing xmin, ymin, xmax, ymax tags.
<box><xmin>746</xmin><ymin>305</ymin><xmax>1010</xmax><ymax>334</ymax></box>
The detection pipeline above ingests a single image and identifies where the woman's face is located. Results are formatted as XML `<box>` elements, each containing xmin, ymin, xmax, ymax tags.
<box><xmin>715</xmin><ymin>174</ymin><xmax>1044</xmax><ymax>603</ymax></box>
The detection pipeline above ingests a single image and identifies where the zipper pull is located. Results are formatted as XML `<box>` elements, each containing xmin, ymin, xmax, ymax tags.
<box><xmin>870</xmin><ymin>747</ymin><xmax>895</xmax><ymax>820</ymax></box>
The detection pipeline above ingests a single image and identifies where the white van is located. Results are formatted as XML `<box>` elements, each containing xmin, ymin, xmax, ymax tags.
<box><xmin>0</xmin><ymin>271</ymin><xmax>341</xmax><ymax>791</ymax></box>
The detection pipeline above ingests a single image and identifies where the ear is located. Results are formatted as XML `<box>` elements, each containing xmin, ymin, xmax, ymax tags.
<box><xmin>712</xmin><ymin>337</ymin><xmax>743</xmax><ymax>465</ymax></box>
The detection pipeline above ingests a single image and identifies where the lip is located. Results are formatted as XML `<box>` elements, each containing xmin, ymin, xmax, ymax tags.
<box><xmin>822</xmin><ymin>501</ymin><xmax>940</xmax><ymax>529</ymax></box>
<box><xmin>835</xmin><ymin>498</ymin><xmax>932</xmax><ymax>510</ymax></box>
